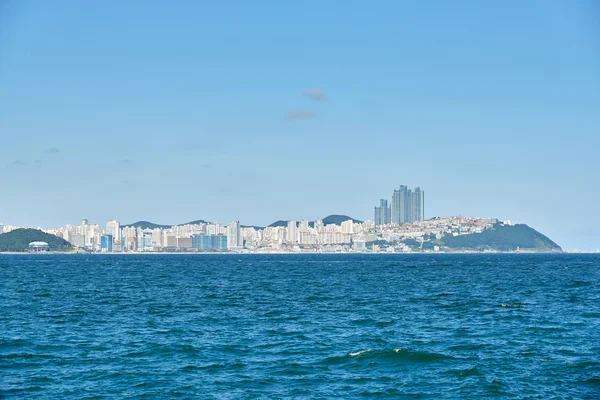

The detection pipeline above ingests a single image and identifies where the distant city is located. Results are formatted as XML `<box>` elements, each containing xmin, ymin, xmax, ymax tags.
<box><xmin>0</xmin><ymin>185</ymin><xmax>528</xmax><ymax>253</ymax></box>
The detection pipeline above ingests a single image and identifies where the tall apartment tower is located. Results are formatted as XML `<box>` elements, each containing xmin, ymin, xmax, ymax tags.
<box><xmin>227</xmin><ymin>221</ymin><xmax>242</xmax><ymax>249</ymax></box>
<box><xmin>106</xmin><ymin>220</ymin><xmax>121</xmax><ymax>242</ymax></box>
<box><xmin>374</xmin><ymin>199</ymin><xmax>391</xmax><ymax>226</ymax></box>
<box><xmin>391</xmin><ymin>185</ymin><xmax>411</xmax><ymax>224</ymax></box>
<box><xmin>411</xmin><ymin>187</ymin><xmax>425</xmax><ymax>222</ymax></box>
<box><xmin>389</xmin><ymin>185</ymin><xmax>425</xmax><ymax>225</ymax></box>
<box><xmin>287</xmin><ymin>220</ymin><xmax>298</xmax><ymax>243</ymax></box>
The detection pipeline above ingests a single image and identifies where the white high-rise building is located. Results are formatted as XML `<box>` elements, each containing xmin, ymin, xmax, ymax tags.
<box><xmin>227</xmin><ymin>221</ymin><xmax>242</xmax><ymax>249</ymax></box>
<box><xmin>299</xmin><ymin>220</ymin><xmax>310</xmax><ymax>232</ymax></box>
<box><xmin>151</xmin><ymin>228</ymin><xmax>163</xmax><ymax>247</ymax></box>
<box><xmin>287</xmin><ymin>220</ymin><xmax>297</xmax><ymax>244</ymax></box>
<box><xmin>341</xmin><ymin>220</ymin><xmax>354</xmax><ymax>234</ymax></box>
<box><xmin>314</xmin><ymin>219</ymin><xmax>324</xmax><ymax>233</ymax></box>
<box><xmin>106</xmin><ymin>220</ymin><xmax>121</xmax><ymax>242</ymax></box>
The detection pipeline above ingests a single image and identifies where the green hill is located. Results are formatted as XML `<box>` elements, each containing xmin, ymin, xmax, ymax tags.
<box><xmin>0</xmin><ymin>229</ymin><xmax>73</xmax><ymax>252</ymax></box>
<box><xmin>440</xmin><ymin>223</ymin><xmax>561</xmax><ymax>252</ymax></box>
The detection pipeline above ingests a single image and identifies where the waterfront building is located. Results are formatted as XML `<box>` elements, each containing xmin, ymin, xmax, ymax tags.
<box><xmin>314</xmin><ymin>219</ymin><xmax>324</xmax><ymax>233</ymax></box>
<box><xmin>100</xmin><ymin>234</ymin><xmax>113</xmax><ymax>252</ymax></box>
<box><xmin>341</xmin><ymin>220</ymin><xmax>354</xmax><ymax>234</ymax></box>
<box><xmin>105</xmin><ymin>220</ymin><xmax>121</xmax><ymax>242</ymax></box>
<box><xmin>176</xmin><ymin>237</ymin><xmax>193</xmax><ymax>249</ymax></box>
<box><xmin>287</xmin><ymin>220</ymin><xmax>298</xmax><ymax>243</ymax></box>
<box><xmin>227</xmin><ymin>221</ymin><xmax>242</xmax><ymax>249</ymax></box>
<box><xmin>28</xmin><ymin>241</ymin><xmax>49</xmax><ymax>252</ymax></box>
<box><xmin>192</xmin><ymin>235</ymin><xmax>228</xmax><ymax>251</ymax></box>
<box><xmin>299</xmin><ymin>220</ymin><xmax>310</xmax><ymax>233</ymax></box>
<box><xmin>163</xmin><ymin>235</ymin><xmax>177</xmax><ymax>247</ymax></box>
<box><xmin>151</xmin><ymin>228</ymin><xmax>163</xmax><ymax>247</ymax></box>
<box><xmin>137</xmin><ymin>231</ymin><xmax>153</xmax><ymax>252</ymax></box>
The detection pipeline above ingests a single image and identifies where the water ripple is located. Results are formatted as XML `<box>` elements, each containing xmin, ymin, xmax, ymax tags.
<box><xmin>1</xmin><ymin>253</ymin><xmax>599</xmax><ymax>399</ymax></box>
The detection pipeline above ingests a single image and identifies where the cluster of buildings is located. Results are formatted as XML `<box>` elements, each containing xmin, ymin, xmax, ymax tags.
<box><xmin>41</xmin><ymin>219</ymin><xmax>239</xmax><ymax>253</ymax></box>
<box><xmin>374</xmin><ymin>185</ymin><xmax>425</xmax><ymax>226</ymax></box>
<box><xmin>0</xmin><ymin>214</ymin><xmax>505</xmax><ymax>253</ymax></box>
<box><xmin>32</xmin><ymin>218</ymin><xmax>376</xmax><ymax>253</ymax></box>
<box><xmin>0</xmin><ymin>185</ymin><xmax>521</xmax><ymax>253</ymax></box>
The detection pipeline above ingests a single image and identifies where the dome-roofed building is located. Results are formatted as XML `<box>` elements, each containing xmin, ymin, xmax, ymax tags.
<box><xmin>29</xmin><ymin>241</ymin><xmax>49</xmax><ymax>252</ymax></box>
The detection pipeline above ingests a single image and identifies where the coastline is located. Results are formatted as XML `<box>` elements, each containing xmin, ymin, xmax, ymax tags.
<box><xmin>0</xmin><ymin>250</ymin><xmax>577</xmax><ymax>255</ymax></box>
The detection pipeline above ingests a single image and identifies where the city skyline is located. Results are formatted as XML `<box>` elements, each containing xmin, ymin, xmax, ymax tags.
<box><xmin>1</xmin><ymin>1</ymin><xmax>598</xmax><ymax>250</ymax></box>
<box><xmin>2</xmin><ymin>215</ymin><xmax>535</xmax><ymax>253</ymax></box>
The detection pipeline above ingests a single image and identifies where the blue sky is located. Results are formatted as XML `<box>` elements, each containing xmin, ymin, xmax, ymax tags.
<box><xmin>0</xmin><ymin>0</ymin><xmax>598</xmax><ymax>249</ymax></box>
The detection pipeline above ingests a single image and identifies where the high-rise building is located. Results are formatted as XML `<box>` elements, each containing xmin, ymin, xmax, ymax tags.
<box><xmin>192</xmin><ymin>235</ymin><xmax>227</xmax><ymax>251</ymax></box>
<box><xmin>227</xmin><ymin>221</ymin><xmax>242</xmax><ymax>249</ymax></box>
<box><xmin>106</xmin><ymin>220</ymin><xmax>121</xmax><ymax>242</ymax></box>
<box><xmin>100</xmin><ymin>234</ymin><xmax>113</xmax><ymax>252</ymax></box>
<box><xmin>411</xmin><ymin>187</ymin><xmax>425</xmax><ymax>222</ymax></box>
<box><xmin>287</xmin><ymin>220</ymin><xmax>298</xmax><ymax>243</ymax></box>
<box><xmin>391</xmin><ymin>185</ymin><xmax>411</xmax><ymax>224</ymax></box>
<box><xmin>299</xmin><ymin>220</ymin><xmax>310</xmax><ymax>232</ymax></box>
<box><xmin>341</xmin><ymin>220</ymin><xmax>354</xmax><ymax>233</ymax></box>
<box><xmin>143</xmin><ymin>232</ymin><xmax>153</xmax><ymax>251</ymax></box>
<box><xmin>314</xmin><ymin>219</ymin><xmax>324</xmax><ymax>233</ymax></box>
<box><xmin>387</xmin><ymin>185</ymin><xmax>425</xmax><ymax>225</ymax></box>
<box><xmin>374</xmin><ymin>199</ymin><xmax>391</xmax><ymax>226</ymax></box>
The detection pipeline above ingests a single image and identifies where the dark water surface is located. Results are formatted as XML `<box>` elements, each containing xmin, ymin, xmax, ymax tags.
<box><xmin>1</xmin><ymin>254</ymin><xmax>599</xmax><ymax>399</ymax></box>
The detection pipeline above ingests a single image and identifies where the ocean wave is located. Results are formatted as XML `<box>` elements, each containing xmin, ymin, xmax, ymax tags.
<box><xmin>498</xmin><ymin>303</ymin><xmax>526</xmax><ymax>308</ymax></box>
<box><xmin>324</xmin><ymin>348</ymin><xmax>454</xmax><ymax>365</ymax></box>
<box><xmin>581</xmin><ymin>377</ymin><xmax>600</xmax><ymax>385</ymax></box>
<box><xmin>349</xmin><ymin>349</ymin><xmax>372</xmax><ymax>357</ymax></box>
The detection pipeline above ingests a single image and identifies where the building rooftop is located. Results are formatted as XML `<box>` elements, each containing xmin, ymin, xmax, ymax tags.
<box><xmin>29</xmin><ymin>241</ymin><xmax>49</xmax><ymax>246</ymax></box>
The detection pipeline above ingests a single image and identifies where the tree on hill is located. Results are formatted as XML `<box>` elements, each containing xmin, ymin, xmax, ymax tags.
<box><xmin>0</xmin><ymin>229</ymin><xmax>73</xmax><ymax>252</ymax></box>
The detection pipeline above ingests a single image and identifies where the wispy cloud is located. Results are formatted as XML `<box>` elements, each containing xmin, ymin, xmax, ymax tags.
<box><xmin>12</xmin><ymin>160</ymin><xmax>26</xmax><ymax>165</ymax></box>
<box><xmin>303</xmin><ymin>88</ymin><xmax>327</xmax><ymax>101</ymax></box>
<box><xmin>119</xmin><ymin>159</ymin><xmax>132</xmax><ymax>165</ymax></box>
<box><xmin>286</xmin><ymin>110</ymin><xmax>316</xmax><ymax>119</ymax></box>
<box><xmin>47</xmin><ymin>147</ymin><xmax>60</xmax><ymax>154</ymax></box>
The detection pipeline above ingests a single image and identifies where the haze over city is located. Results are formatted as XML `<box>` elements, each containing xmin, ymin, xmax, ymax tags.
<box><xmin>1</xmin><ymin>1</ymin><xmax>598</xmax><ymax>250</ymax></box>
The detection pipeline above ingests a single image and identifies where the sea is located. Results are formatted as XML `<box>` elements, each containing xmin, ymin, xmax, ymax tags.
<box><xmin>1</xmin><ymin>254</ymin><xmax>599</xmax><ymax>399</ymax></box>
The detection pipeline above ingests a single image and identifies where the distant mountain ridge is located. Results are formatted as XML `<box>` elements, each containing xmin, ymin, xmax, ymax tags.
<box><xmin>122</xmin><ymin>221</ymin><xmax>172</xmax><ymax>229</ymax></box>
<box><xmin>123</xmin><ymin>219</ymin><xmax>210</xmax><ymax>229</ymax></box>
<box><xmin>123</xmin><ymin>215</ymin><xmax>362</xmax><ymax>230</ymax></box>
<box><xmin>269</xmin><ymin>215</ymin><xmax>363</xmax><ymax>228</ymax></box>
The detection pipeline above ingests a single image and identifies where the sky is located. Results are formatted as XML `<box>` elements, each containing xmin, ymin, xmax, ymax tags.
<box><xmin>0</xmin><ymin>0</ymin><xmax>599</xmax><ymax>250</ymax></box>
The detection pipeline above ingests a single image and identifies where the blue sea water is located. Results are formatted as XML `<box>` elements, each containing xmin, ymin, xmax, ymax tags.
<box><xmin>1</xmin><ymin>254</ymin><xmax>599</xmax><ymax>399</ymax></box>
